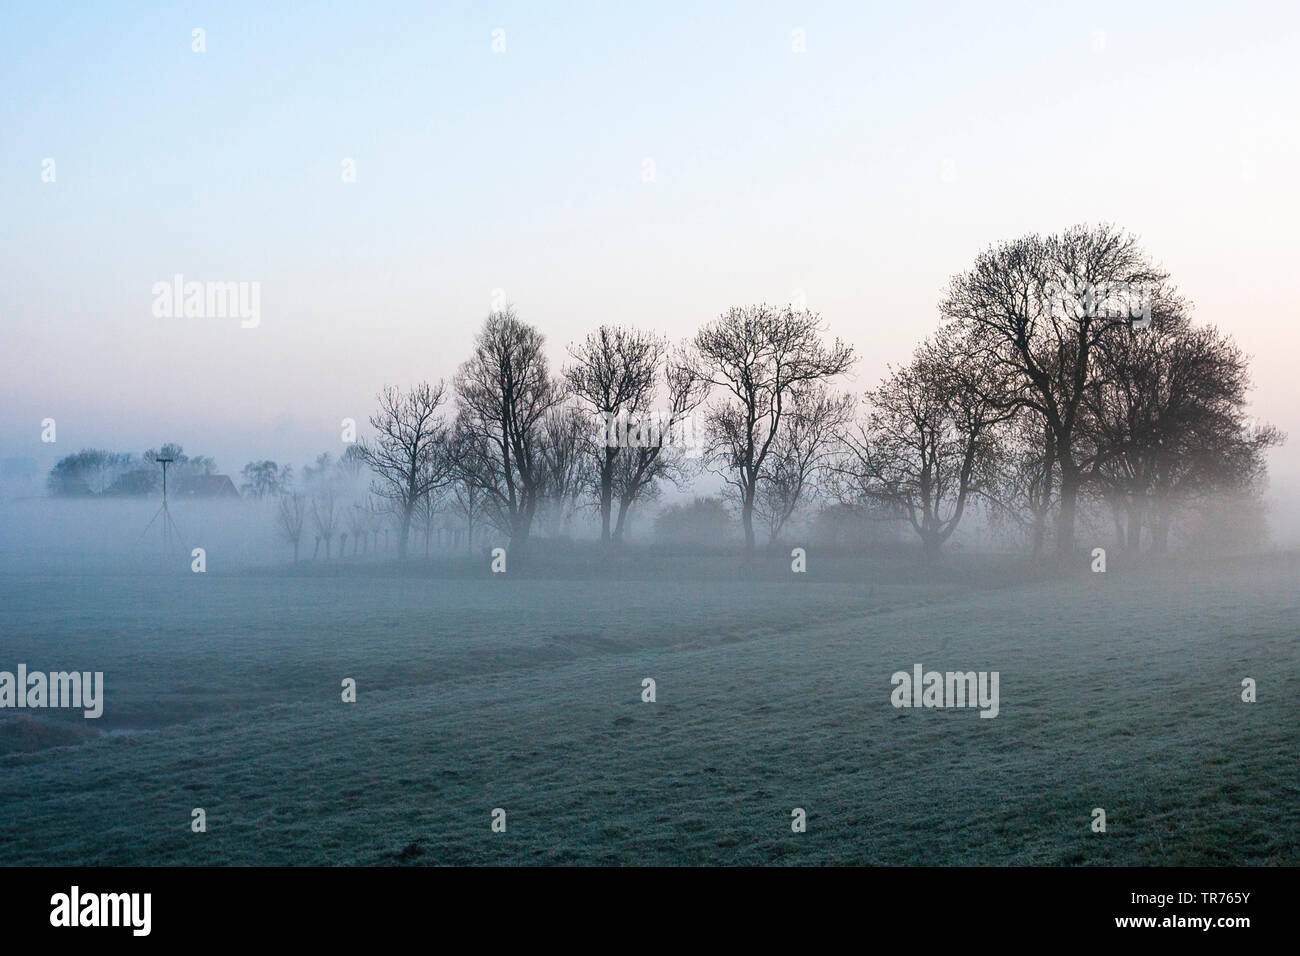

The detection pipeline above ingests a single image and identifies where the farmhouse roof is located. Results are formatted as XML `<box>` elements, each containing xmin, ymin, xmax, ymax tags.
<box><xmin>173</xmin><ymin>474</ymin><xmax>241</xmax><ymax>498</ymax></box>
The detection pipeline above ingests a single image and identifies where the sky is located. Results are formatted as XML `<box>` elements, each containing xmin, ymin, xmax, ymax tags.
<box><xmin>2</xmin><ymin>0</ymin><xmax>1299</xmax><ymax>490</ymax></box>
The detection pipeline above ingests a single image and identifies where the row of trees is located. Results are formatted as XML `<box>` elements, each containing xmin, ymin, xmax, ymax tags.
<box><xmin>355</xmin><ymin>302</ymin><xmax>858</xmax><ymax>559</ymax></box>
<box><xmin>353</xmin><ymin>224</ymin><xmax>1280</xmax><ymax>562</ymax></box>
<box><xmin>44</xmin><ymin>224</ymin><xmax>1278</xmax><ymax>564</ymax></box>
<box><xmin>47</xmin><ymin>443</ymin><xmax>217</xmax><ymax>497</ymax></box>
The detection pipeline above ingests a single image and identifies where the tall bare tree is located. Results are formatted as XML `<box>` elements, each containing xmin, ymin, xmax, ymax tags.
<box><xmin>241</xmin><ymin>460</ymin><xmax>292</xmax><ymax>498</ymax></box>
<box><xmin>357</xmin><ymin>381</ymin><xmax>454</xmax><ymax>560</ymax></box>
<box><xmin>691</xmin><ymin>304</ymin><xmax>854</xmax><ymax>552</ymax></box>
<box><xmin>942</xmin><ymin>224</ymin><xmax>1164</xmax><ymax>555</ymax></box>
<box><xmin>453</xmin><ymin>308</ymin><xmax>565</xmax><ymax>552</ymax></box>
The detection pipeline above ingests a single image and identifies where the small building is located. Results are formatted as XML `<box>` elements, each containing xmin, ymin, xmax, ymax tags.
<box><xmin>173</xmin><ymin>474</ymin><xmax>241</xmax><ymax>499</ymax></box>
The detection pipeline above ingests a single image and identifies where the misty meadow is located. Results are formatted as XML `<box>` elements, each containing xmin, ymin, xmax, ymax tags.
<box><xmin>2</xmin><ymin>224</ymin><xmax>1296</xmax><ymax>866</ymax></box>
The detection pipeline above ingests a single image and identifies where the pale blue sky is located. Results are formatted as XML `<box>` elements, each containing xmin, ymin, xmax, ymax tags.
<box><xmin>3</xmin><ymin>0</ymin><xmax>1298</xmax><ymax>484</ymax></box>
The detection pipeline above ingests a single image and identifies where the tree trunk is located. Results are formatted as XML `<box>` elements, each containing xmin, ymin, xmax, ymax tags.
<box><xmin>510</xmin><ymin>504</ymin><xmax>535</xmax><ymax>555</ymax></box>
<box><xmin>741</xmin><ymin>488</ymin><xmax>757</xmax><ymax>553</ymax></box>
<box><xmin>612</xmin><ymin>496</ymin><xmax>633</xmax><ymax>544</ymax></box>
<box><xmin>1033</xmin><ymin>428</ymin><xmax>1055</xmax><ymax>560</ymax></box>
<box><xmin>1056</xmin><ymin>470</ymin><xmax>1080</xmax><ymax>556</ymax></box>
<box><xmin>599</xmin><ymin>479</ymin><xmax>613</xmax><ymax>544</ymax></box>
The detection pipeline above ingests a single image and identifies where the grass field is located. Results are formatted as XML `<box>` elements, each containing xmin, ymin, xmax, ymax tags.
<box><xmin>1</xmin><ymin>547</ymin><xmax>1296</xmax><ymax>866</ymax></box>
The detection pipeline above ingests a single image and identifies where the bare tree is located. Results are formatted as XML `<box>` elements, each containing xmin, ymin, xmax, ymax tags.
<box><xmin>277</xmin><ymin>491</ymin><xmax>306</xmax><ymax>563</ymax></box>
<box><xmin>942</xmin><ymin>224</ymin><xmax>1165</xmax><ymax>556</ymax></box>
<box><xmin>241</xmin><ymin>460</ymin><xmax>292</xmax><ymax>498</ymax></box>
<box><xmin>357</xmin><ymin>381</ymin><xmax>454</xmax><ymax>560</ymax></box>
<box><xmin>48</xmin><ymin>449</ymin><xmax>134</xmax><ymax>496</ymax></box>
<box><xmin>691</xmin><ymin>304</ymin><xmax>855</xmax><ymax>552</ymax></box>
<box><xmin>453</xmin><ymin>308</ymin><xmax>565</xmax><ymax>552</ymax></box>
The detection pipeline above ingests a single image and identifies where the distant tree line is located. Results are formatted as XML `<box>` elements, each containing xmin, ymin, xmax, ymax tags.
<box><xmin>46</xmin><ymin>443</ymin><xmax>216</xmax><ymax>497</ymax></box>
<box><xmin>46</xmin><ymin>224</ymin><xmax>1283</xmax><ymax>565</ymax></box>
<box><xmin>350</xmin><ymin>224</ymin><xmax>1281</xmax><ymax>563</ymax></box>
